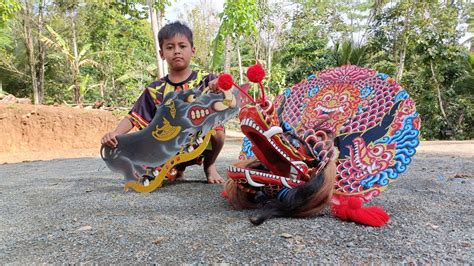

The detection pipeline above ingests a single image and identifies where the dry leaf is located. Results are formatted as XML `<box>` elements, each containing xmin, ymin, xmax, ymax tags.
<box><xmin>425</xmin><ymin>222</ymin><xmax>440</xmax><ymax>230</ymax></box>
<box><xmin>77</xmin><ymin>225</ymin><xmax>92</xmax><ymax>231</ymax></box>
<box><xmin>153</xmin><ymin>237</ymin><xmax>166</xmax><ymax>245</ymax></box>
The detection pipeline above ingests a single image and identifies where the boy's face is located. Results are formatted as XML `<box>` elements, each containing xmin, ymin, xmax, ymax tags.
<box><xmin>159</xmin><ymin>34</ymin><xmax>195</xmax><ymax>72</ymax></box>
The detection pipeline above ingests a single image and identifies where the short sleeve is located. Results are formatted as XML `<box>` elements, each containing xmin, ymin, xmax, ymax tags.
<box><xmin>128</xmin><ymin>80</ymin><xmax>164</xmax><ymax>129</ymax></box>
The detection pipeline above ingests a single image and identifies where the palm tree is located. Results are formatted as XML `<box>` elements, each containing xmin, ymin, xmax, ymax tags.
<box><xmin>41</xmin><ymin>25</ymin><xmax>99</xmax><ymax>104</ymax></box>
<box><xmin>333</xmin><ymin>40</ymin><xmax>369</xmax><ymax>67</ymax></box>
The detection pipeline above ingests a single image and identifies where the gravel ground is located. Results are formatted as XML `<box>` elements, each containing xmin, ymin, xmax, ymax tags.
<box><xmin>1</xmin><ymin>140</ymin><xmax>473</xmax><ymax>264</ymax></box>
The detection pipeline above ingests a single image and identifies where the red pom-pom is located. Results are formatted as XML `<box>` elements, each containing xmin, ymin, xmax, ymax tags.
<box><xmin>217</xmin><ymin>73</ymin><xmax>234</xmax><ymax>91</ymax></box>
<box><xmin>247</xmin><ymin>64</ymin><xmax>266</xmax><ymax>83</ymax></box>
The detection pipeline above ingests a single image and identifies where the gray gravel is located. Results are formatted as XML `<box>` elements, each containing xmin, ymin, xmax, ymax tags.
<box><xmin>1</xmin><ymin>140</ymin><xmax>473</xmax><ymax>264</ymax></box>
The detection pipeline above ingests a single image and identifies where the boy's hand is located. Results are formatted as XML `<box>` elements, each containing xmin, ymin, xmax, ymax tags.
<box><xmin>208</xmin><ymin>79</ymin><xmax>219</xmax><ymax>92</ymax></box>
<box><xmin>101</xmin><ymin>131</ymin><xmax>119</xmax><ymax>148</ymax></box>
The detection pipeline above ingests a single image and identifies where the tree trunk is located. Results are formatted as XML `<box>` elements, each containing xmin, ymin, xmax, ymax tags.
<box><xmin>100</xmin><ymin>81</ymin><xmax>104</xmax><ymax>98</ymax></box>
<box><xmin>255</xmin><ymin>35</ymin><xmax>260</xmax><ymax>62</ymax></box>
<box><xmin>267</xmin><ymin>45</ymin><xmax>273</xmax><ymax>79</ymax></box>
<box><xmin>430</xmin><ymin>61</ymin><xmax>453</xmax><ymax>133</ymax></box>
<box><xmin>37</xmin><ymin>0</ymin><xmax>46</xmax><ymax>104</ymax></box>
<box><xmin>236</xmin><ymin>38</ymin><xmax>243</xmax><ymax>85</ymax></box>
<box><xmin>266</xmin><ymin>25</ymin><xmax>272</xmax><ymax>77</ymax></box>
<box><xmin>23</xmin><ymin>2</ymin><xmax>39</xmax><ymax>104</ymax></box>
<box><xmin>112</xmin><ymin>76</ymin><xmax>116</xmax><ymax>94</ymax></box>
<box><xmin>71</xmin><ymin>10</ymin><xmax>81</xmax><ymax>104</ymax></box>
<box><xmin>396</xmin><ymin>44</ymin><xmax>406</xmax><ymax>81</ymax></box>
<box><xmin>396</xmin><ymin>6</ymin><xmax>412</xmax><ymax>82</ymax></box>
<box><xmin>148</xmin><ymin>0</ymin><xmax>164</xmax><ymax>78</ymax></box>
<box><xmin>74</xmin><ymin>71</ymin><xmax>81</xmax><ymax>104</ymax></box>
<box><xmin>224</xmin><ymin>37</ymin><xmax>231</xmax><ymax>73</ymax></box>
<box><xmin>159</xmin><ymin>12</ymin><xmax>168</xmax><ymax>76</ymax></box>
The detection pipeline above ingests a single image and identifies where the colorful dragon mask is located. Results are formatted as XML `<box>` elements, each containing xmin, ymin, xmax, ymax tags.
<box><xmin>223</xmin><ymin>64</ymin><xmax>421</xmax><ymax>226</ymax></box>
<box><xmin>101</xmin><ymin>86</ymin><xmax>241</xmax><ymax>192</ymax></box>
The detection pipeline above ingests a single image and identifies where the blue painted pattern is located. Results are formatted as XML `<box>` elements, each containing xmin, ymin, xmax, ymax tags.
<box><xmin>360</xmin><ymin>112</ymin><xmax>420</xmax><ymax>188</ymax></box>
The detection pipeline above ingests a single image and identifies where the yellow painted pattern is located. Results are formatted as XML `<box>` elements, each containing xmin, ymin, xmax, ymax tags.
<box><xmin>124</xmin><ymin>130</ymin><xmax>216</xmax><ymax>193</ymax></box>
<box><xmin>151</xmin><ymin>117</ymin><xmax>182</xmax><ymax>141</ymax></box>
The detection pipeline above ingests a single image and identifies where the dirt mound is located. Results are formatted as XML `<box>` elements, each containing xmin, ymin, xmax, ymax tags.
<box><xmin>0</xmin><ymin>103</ymin><xmax>121</xmax><ymax>163</ymax></box>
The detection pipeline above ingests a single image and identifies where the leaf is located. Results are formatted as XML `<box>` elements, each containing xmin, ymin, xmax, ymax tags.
<box><xmin>78</xmin><ymin>43</ymin><xmax>92</xmax><ymax>60</ymax></box>
<box><xmin>78</xmin><ymin>59</ymin><xmax>100</xmax><ymax>68</ymax></box>
<box><xmin>43</xmin><ymin>25</ymin><xmax>72</xmax><ymax>59</ymax></box>
<box><xmin>209</xmin><ymin>24</ymin><xmax>225</xmax><ymax>71</ymax></box>
<box><xmin>76</xmin><ymin>225</ymin><xmax>92</xmax><ymax>231</ymax></box>
<box><xmin>116</xmin><ymin>70</ymin><xmax>142</xmax><ymax>82</ymax></box>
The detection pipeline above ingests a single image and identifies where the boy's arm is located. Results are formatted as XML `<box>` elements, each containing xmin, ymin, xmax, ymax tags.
<box><xmin>113</xmin><ymin>117</ymin><xmax>134</xmax><ymax>135</ymax></box>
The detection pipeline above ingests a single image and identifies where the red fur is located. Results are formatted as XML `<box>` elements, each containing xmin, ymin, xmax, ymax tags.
<box><xmin>247</xmin><ymin>64</ymin><xmax>266</xmax><ymax>83</ymax></box>
<box><xmin>217</xmin><ymin>73</ymin><xmax>233</xmax><ymax>91</ymax></box>
<box><xmin>332</xmin><ymin>196</ymin><xmax>390</xmax><ymax>227</ymax></box>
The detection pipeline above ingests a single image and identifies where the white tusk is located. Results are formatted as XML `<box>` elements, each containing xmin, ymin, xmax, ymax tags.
<box><xmin>245</xmin><ymin>170</ymin><xmax>265</xmax><ymax>187</ymax></box>
<box><xmin>280</xmin><ymin>176</ymin><xmax>293</xmax><ymax>189</ymax></box>
<box><xmin>263</xmin><ymin>126</ymin><xmax>283</xmax><ymax>139</ymax></box>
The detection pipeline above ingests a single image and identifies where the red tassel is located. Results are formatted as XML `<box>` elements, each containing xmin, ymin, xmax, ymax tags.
<box><xmin>332</xmin><ymin>196</ymin><xmax>390</xmax><ymax>227</ymax></box>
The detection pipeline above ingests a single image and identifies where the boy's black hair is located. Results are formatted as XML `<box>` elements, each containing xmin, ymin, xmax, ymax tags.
<box><xmin>158</xmin><ymin>21</ymin><xmax>193</xmax><ymax>49</ymax></box>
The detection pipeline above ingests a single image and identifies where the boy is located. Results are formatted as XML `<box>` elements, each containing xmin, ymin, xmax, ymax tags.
<box><xmin>101</xmin><ymin>21</ymin><xmax>225</xmax><ymax>184</ymax></box>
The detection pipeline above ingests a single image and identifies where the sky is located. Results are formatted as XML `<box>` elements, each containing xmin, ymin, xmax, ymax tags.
<box><xmin>165</xmin><ymin>0</ymin><xmax>225</xmax><ymax>22</ymax></box>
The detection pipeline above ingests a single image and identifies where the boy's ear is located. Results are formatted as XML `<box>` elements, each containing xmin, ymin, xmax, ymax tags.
<box><xmin>159</xmin><ymin>49</ymin><xmax>165</xmax><ymax>60</ymax></box>
<box><xmin>191</xmin><ymin>46</ymin><xmax>196</xmax><ymax>56</ymax></box>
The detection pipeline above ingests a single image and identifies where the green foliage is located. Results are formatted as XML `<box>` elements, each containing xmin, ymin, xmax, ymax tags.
<box><xmin>368</xmin><ymin>1</ymin><xmax>473</xmax><ymax>139</ymax></box>
<box><xmin>0</xmin><ymin>0</ymin><xmax>21</xmax><ymax>27</ymax></box>
<box><xmin>184</xmin><ymin>3</ymin><xmax>219</xmax><ymax>70</ymax></box>
<box><xmin>274</xmin><ymin>2</ymin><xmax>336</xmax><ymax>85</ymax></box>
<box><xmin>210</xmin><ymin>0</ymin><xmax>260</xmax><ymax>71</ymax></box>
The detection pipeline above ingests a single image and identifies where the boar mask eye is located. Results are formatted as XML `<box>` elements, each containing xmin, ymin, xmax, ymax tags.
<box><xmin>186</xmin><ymin>94</ymin><xmax>196</xmax><ymax>102</ymax></box>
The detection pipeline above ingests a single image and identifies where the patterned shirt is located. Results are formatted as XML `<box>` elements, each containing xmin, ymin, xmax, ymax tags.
<box><xmin>128</xmin><ymin>70</ymin><xmax>217</xmax><ymax>129</ymax></box>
